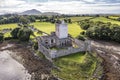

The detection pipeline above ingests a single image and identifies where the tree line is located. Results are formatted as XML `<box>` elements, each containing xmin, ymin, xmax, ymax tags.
<box><xmin>0</xmin><ymin>14</ymin><xmax>72</xmax><ymax>24</ymax></box>
<box><xmin>105</xmin><ymin>16</ymin><xmax>120</xmax><ymax>21</ymax></box>
<box><xmin>38</xmin><ymin>16</ymin><xmax>72</xmax><ymax>23</ymax></box>
<box><xmin>0</xmin><ymin>15</ymin><xmax>36</xmax><ymax>24</ymax></box>
<box><xmin>79</xmin><ymin>20</ymin><xmax>120</xmax><ymax>43</ymax></box>
<box><xmin>0</xmin><ymin>17</ymin><xmax>33</xmax><ymax>42</ymax></box>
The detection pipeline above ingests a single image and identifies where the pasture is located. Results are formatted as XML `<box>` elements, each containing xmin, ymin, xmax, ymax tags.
<box><xmin>0</xmin><ymin>24</ymin><xmax>17</xmax><ymax>38</ymax></box>
<box><xmin>60</xmin><ymin>16</ymin><xmax>92</xmax><ymax>22</ymax></box>
<box><xmin>0</xmin><ymin>16</ymin><xmax>119</xmax><ymax>39</ymax></box>
<box><xmin>91</xmin><ymin>17</ymin><xmax>120</xmax><ymax>25</ymax></box>
<box><xmin>31</xmin><ymin>22</ymin><xmax>84</xmax><ymax>37</ymax></box>
<box><xmin>109</xmin><ymin>16</ymin><xmax>119</xmax><ymax>19</ymax></box>
<box><xmin>0</xmin><ymin>21</ymin><xmax>84</xmax><ymax>38</ymax></box>
<box><xmin>0</xmin><ymin>24</ymin><xmax>17</xmax><ymax>30</ymax></box>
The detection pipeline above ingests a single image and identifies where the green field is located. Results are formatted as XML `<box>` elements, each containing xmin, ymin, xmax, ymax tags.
<box><xmin>31</xmin><ymin>22</ymin><xmax>83</xmax><ymax>37</ymax></box>
<box><xmin>31</xmin><ymin>22</ymin><xmax>55</xmax><ymax>34</ymax></box>
<box><xmin>0</xmin><ymin>17</ymin><xmax>119</xmax><ymax>39</ymax></box>
<box><xmin>0</xmin><ymin>24</ymin><xmax>17</xmax><ymax>37</ymax></box>
<box><xmin>91</xmin><ymin>17</ymin><xmax>120</xmax><ymax>25</ymax></box>
<box><xmin>60</xmin><ymin>17</ymin><xmax>92</xmax><ymax>22</ymax></box>
<box><xmin>52</xmin><ymin>52</ymin><xmax>99</xmax><ymax>80</ymax></box>
<box><xmin>70</xmin><ymin>17</ymin><xmax>92</xmax><ymax>22</ymax></box>
<box><xmin>0</xmin><ymin>21</ymin><xmax>84</xmax><ymax>38</ymax></box>
<box><xmin>0</xmin><ymin>24</ymin><xmax>17</xmax><ymax>30</ymax></box>
<box><xmin>109</xmin><ymin>16</ymin><xmax>119</xmax><ymax>19</ymax></box>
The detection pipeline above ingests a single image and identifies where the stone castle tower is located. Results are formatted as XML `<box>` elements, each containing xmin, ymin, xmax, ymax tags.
<box><xmin>55</xmin><ymin>21</ymin><xmax>68</xmax><ymax>39</ymax></box>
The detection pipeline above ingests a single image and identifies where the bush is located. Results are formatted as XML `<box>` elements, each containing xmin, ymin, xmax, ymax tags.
<box><xmin>80</xmin><ymin>31</ymin><xmax>85</xmax><ymax>35</ymax></box>
<box><xmin>117</xmin><ymin>17</ymin><xmax>120</xmax><ymax>21</ymax></box>
<box><xmin>79</xmin><ymin>20</ymin><xmax>94</xmax><ymax>30</ymax></box>
<box><xmin>0</xmin><ymin>33</ymin><xmax>4</xmax><ymax>42</ymax></box>
<box><xmin>33</xmin><ymin>42</ymin><xmax>38</xmax><ymax>50</ymax></box>
<box><xmin>17</xmin><ymin>28</ymin><xmax>33</xmax><ymax>41</ymax></box>
<box><xmin>77</xmin><ymin>35</ymin><xmax>85</xmax><ymax>41</ymax></box>
<box><xmin>11</xmin><ymin>28</ymin><xmax>20</xmax><ymax>39</ymax></box>
<box><xmin>4</xmin><ymin>37</ymin><xmax>13</xmax><ymax>40</ymax></box>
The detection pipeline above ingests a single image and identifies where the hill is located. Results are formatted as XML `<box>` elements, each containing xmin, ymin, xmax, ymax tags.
<box><xmin>20</xmin><ymin>9</ymin><xmax>41</xmax><ymax>15</ymax></box>
<box><xmin>42</xmin><ymin>12</ymin><xmax>61</xmax><ymax>16</ymax></box>
<box><xmin>19</xmin><ymin>9</ymin><xmax>61</xmax><ymax>16</ymax></box>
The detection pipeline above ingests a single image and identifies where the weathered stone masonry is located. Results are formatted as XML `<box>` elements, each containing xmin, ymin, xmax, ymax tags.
<box><xmin>37</xmin><ymin>21</ymin><xmax>91</xmax><ymax>59</ymax></box>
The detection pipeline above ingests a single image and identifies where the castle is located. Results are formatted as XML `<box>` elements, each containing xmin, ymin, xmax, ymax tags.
<box><xmin>37</xmin><ymin>21</ymin><xmax>91</xmax><ymax>59</ymax></box>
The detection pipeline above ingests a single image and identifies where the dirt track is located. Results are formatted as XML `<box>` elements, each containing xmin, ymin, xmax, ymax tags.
<box><xmin>91</xmin><ymin>40</ymin><xmax>120</xmax><ymax>80</ymax></box>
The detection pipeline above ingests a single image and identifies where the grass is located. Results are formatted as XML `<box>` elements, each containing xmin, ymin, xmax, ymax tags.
<box><xmin>69</xmin><ymin>16</ymin><xmax>92</xmax><ymax>22</ymax></box>
<box><xmin>0</xmin><ymin>23</ymin><xmax>17</xmax><ymax>30</ymax></box>
<box><xmin>52</xmin><ymin>52</ymin><xmax>98</xmax><ymax>80</ymax></box>
<box><xmin>55</xmin><ymin>52</ymin><xmax>86</xmax><ymax>63</ymax></box>
<box><xmin>68</xmin><ymin>23</ymin><xmax>84</xmax><ymax>37</ymax></box>
<box><xmin>31</xmin><ymin>22</ymin><xmax>84</xmax><ymax>38</ymax></box>
<box><xmin>4</xmin><ymin>32</ymin><xmax>11</xmax><ymax>37</ymax></box>
<box><xmin>0</xmin><ymin>21</ymin><xmax>83</xmax><ymax>38</ymax></box>
<box><xmin>31</xmin><ymin>22</ymin><xmax>55</xmax><ymax>34</ymax></box>
<box><xmin>109</xmin><ymin>16</ymin><xmax>119</xmax><ymax>19</ymax></box>
<box><xmin>59</xmin><ymin>16</ymin><xmax>92</xmax><ymax>22</ymax></box>
<box><xmin>91</xmin><ymin>17</ymin><xmax>120</xmax><ymax>25</ymax></box>
<box><xmin>0</xmin><ymin>23</ymin><xmax>17</xmax><ymax>37</ymax></box>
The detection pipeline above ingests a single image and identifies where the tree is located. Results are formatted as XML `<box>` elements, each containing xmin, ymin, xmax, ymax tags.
<box><xmin>86</xmin><ymin>27</ymin><xmax>95</xmax><ymax>39</ymax></box>
<box><xmin>0</xmin><ymin>33</ymin><xmax>4</xmax><ymax>42</ymax></box>
<box><xmin>68</xmin><ymin>18</ymin><xmax>72</xmax><ymax>23</ymax></box>
<box><xmin>27</xmin><ymin>16</ymin><xmax>36</xmax><ymax>22</ymax></box>
<box><xmin>96</xmin><ymin>25</ymin><xmax>111</xmax><ymax>40</ymax></box>
<box><xmin>79</xmin><ymin>20</ymin><xmax>92</xmax><ymax>30</ymax></box>
<box><xmin>86</xmin><ymin>25</ymin><xmax>112</xmax><ymax>40</ymax></box>
<box><xmin>11</xmin><ymin>28</ymin><xmax>20</xmax><ymax>39</ymax></box>
<box><xmin>111</xmin><ymin>26</ymin><xmax>120</xmax><ymax>43</ymax></box>
<box><xmin>17</xmin><ymin>28</ymin><xmax>33</xmax><ymax>41</ymax></box>
<box><xmin>19</xmin><ymin>16</ymin><xmax>30</xmax><ymax>25</ymax></box>
<box><xmin>77</xmin><ymin>35</ymin><xmax>85</xmax><ymax>41</ymax></box>
<box><xmin>117</xmin><ymin>17</ymin><xmax>120</xmax><ymax>21</ymax></box>
<box><xmin>83</xmin><ymin>20</ymin><xmax>120</xmax><ymax>43</ymax></box>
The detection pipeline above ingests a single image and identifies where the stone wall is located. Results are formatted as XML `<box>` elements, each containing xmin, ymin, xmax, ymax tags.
<box><xmin>38</xmin><ymin>42</ymin><xmax>51</xmax><ymax>59</ymax></box>
<box><xmin>38</xmin><ymin>39</ymin><xmax>91</xmax><ymax>59</ymax></box>
<box><xmin>50</xmin><ymin>46</ymin><xmax>85</xmax><ymax>58</ymax></box>
<box><xmin>74</xmin><ymin>39</ymin><xmax>85</xmax><ymax>47</ymax></box>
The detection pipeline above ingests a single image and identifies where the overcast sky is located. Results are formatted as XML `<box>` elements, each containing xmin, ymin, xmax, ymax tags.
<box><xmin>0</xmin><ymin>0</ymin><xmax>120</xmax><ymax>14</ymax></box>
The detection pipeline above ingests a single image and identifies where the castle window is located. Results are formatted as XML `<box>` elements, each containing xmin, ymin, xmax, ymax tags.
<box><xmin>45</xmin><ymin>40</ymin><xmax>48</xmax><ymax>44</ymax></box>
<box><xmin>62</xmin><ymin>43</ymin><xmax>64</xmax><ymax>46</ymax></box>
<box><xmin>51</xmin><ymin>39</ymin><xmax>54</xmax><ymax>43</ymax></box>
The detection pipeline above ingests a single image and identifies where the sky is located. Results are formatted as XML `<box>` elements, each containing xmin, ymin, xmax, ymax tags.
<box><xmin>0</xmin><ymin>0</ymin><xmax>120</xmax><ymax>14</ymax></box>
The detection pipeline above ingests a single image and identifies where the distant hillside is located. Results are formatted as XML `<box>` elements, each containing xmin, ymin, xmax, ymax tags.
<box><xmin>42</xmin><ymin>12</ymin><xmax>61</xmax><ymax>16</ymax></box>
<box><xmin>20</xmin><ymin>9</ymin><xmax>41</xmax><ymax>15</ymax></box>
<box><xmin>19</xmin><ymin>9</ymin><xmax>61</xmax><ymax>15</ymax></box>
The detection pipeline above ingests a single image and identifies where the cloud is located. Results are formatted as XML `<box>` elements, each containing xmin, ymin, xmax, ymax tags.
<box><xmin>0</xmin><ymin>0</ymin><xmax>120</xmax><ymax>14</ymax></box>
<box><xmin>0</xmin><ymin>0</ymin><xmax>26</xmax><ymax>8</ymax></box>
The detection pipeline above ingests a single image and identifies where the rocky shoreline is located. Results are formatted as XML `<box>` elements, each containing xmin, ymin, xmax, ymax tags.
<box><xmin>0</xmin><ymin>41</ymin><xmax>58</xmax><ymax>80</ymax></box>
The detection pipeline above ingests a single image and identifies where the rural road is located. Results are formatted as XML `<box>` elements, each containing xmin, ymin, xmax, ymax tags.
<box><xmin>91</xmin><ymin>40</ymin><xmax>120</xmax><ymax>80</ymax></box>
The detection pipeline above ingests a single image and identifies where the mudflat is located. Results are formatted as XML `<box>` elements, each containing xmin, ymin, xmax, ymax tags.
<box><xmin>0</xmin><ymin>41</ymin><xmax>57</xmax><ymax>80</ymax></box>
<box><xmin>0</xmin><ymin>50</ymin><xmax>31</xmax><ymax>80</ymax></box>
